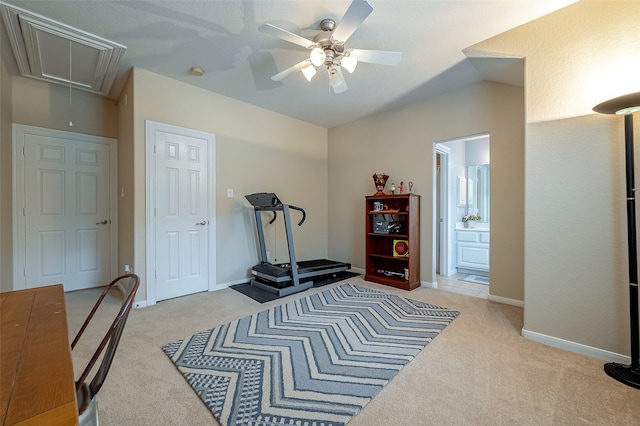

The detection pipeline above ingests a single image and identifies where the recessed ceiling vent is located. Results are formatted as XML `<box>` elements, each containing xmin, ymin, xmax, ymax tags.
<box><xmin>0</xmin><ymin>2</ymin><xmax>126</xmax><ymax>97</ymax></box>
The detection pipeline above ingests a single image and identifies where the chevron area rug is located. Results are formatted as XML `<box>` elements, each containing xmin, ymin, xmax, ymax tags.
<box><xmin>162</xmin><ymin>283</ymin><xmax>459</xmax><ymax>426</ymax></box>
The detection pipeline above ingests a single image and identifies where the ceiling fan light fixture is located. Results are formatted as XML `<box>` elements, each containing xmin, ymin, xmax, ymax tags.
<box><xmin>341</xmin><ymin>54</ymin><xmax>357</xmax><ymax>73</ymax></box>
<box><xmin>310</xmin><ymin>47</ymin><xmax>326</xmax><ymax>66</ymax></box>
<box><xmin>260</xmin><ymin>0</ymin><xmax>401</xmax><ymax>94</ymax></box>
<box><xmin>301</xmin><ymin>64</ymin><xmax>317</xmax><ymax>82</ymax></box>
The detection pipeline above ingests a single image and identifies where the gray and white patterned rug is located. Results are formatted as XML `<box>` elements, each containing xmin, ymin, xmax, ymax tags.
<box><xmin>162</xmin><ymin>283</ymin><xmax>459</xmax><ymax>426</ymax></box>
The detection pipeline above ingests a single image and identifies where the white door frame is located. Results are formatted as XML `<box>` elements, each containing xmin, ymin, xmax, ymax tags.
<box><xmin>145</xmin><ymin>120</ymin><xmax>216</xmax><ymax>306</ymax></box>
<box><xmin>12</xmin><ymin>124</ymin><xmax>118</xmax><ymax>290</ymax></box>
<box><xmin>434</xmin><ymin>143</ymin><xmax>451</xmax><ymax>277</ymax></box>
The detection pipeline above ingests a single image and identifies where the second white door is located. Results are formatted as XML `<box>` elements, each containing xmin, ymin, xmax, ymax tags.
<box><xmin>151</xmin><ymin>123</ymin><xmax>214</xmax><ymax>302</ymax></box>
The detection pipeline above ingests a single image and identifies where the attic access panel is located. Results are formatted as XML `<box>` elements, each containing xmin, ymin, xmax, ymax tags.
<box><xmin>0</xmin><ymin>2</ymin><xmax>126</xmax><ymax>96</ymax></box>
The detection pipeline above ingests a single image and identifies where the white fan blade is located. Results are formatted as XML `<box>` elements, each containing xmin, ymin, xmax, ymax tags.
<box><xmin>271</xmin><ymin>59</ymin><xmax>311</xmax><ymax>81</ymax></box>
<box><xmin>332</xmin><ymin>0</ymin><xmax>373</xmax><ymax>43</ymax></box>
<box><xmin>259</xmin><ymin>23</ymin><xmax>316</xmax><ymax>49</ymax></box>
<box><xmin>332</xmin><ymin>66</ymin><xmax>348</xmax><ymax>93</ymax></box>
<box><xmin>350</xmin><ymin>49</ymin><xmax>402</xmax><ymax>66</ymax></box>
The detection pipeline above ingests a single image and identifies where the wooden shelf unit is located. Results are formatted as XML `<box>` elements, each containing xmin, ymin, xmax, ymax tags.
<box><xmin>364</xmin><ymin>193</ymin><xmax>420</xmax><ymax>290</ymax></box>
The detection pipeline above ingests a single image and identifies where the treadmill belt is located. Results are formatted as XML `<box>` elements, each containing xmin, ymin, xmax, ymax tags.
<box><xmin>296</xmin><ymin>259</ymin><xmax>351</xmax><ymax>273</ymax></box>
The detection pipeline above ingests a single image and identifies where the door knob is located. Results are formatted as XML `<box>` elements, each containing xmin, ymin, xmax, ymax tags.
<box><xmin>196</xmin><ymin>220</ymin><xmax>207</xmax><ymax>225</ymax></box>
<box><xmin>96</xmin><ymin>220</ymin><xmax>108</xmax><ymax>225</ymax></box>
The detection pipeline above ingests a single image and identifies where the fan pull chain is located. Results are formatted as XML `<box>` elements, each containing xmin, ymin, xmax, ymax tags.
<box><xmin>68</xmin><ymin>41</ymin><xmax>73</xmax><ymax>127</ymax></box>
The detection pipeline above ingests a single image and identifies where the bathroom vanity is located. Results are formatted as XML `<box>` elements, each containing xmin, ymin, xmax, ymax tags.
<box><xmin>456</xmin><ymin>227</ymin><xmax>490</xmax><ymax>274</ymax></box>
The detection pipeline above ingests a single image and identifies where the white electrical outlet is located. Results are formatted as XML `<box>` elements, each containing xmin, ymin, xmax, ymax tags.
<box><xmin>266</xmin><ymin>251</ymin><xmax>270</xmax><ymax>261</ymax></box>
<box><xmin>124</xmin><ymin>264</ymin><xmax>131</xmax><ymax>273</ymax></box>
<box><xmin>227</xmin><ymin>188</ymin><xmax>234</xmax><ymax>198</ymax></box>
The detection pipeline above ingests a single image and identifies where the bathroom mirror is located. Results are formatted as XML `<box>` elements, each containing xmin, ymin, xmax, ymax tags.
<box><xmin>466</xmin><ymin>164</ymin><xmax>490</xmax><ymax>222</ymax></box>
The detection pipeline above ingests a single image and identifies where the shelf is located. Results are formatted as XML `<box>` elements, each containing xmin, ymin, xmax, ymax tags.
<box><xmin>368</xmin><ymin>233</ymin><xmax>409</xmax><ymax>238</ymax></box>
<box><xmin>368</xmin><ymin>211</ymin><xmax>408</xmax><ymax>215</ymax></box>
<box><xmin>368</xmin><ymin>253</ymin><xmax>409</xmax><ymax>261</ymax></box>
<box><xmin>365</xmin><ymin>193</ymin><xmax>420</xmax><ymax>291</ymax></box>
<box><xmin>364</xmin><ymin>273</ymin><xmax>419</xmax><ymax>291</ymax></box>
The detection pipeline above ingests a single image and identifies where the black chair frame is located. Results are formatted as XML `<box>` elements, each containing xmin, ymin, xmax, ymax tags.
<box><xmin>72</xmin><ymin>273</ymin><xmax>140</xmax><ymax>415</ymax></box>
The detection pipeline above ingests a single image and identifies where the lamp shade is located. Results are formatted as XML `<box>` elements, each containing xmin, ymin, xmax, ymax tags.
<box><xmin>328</xmin><ymin>65</ymin><xmax>344</xmax><ymax>88</ymax></box>
<box><xmin>310</xmin><ymin>47</ymin><xmax>326</xmax><ymax>67</ymax></box>
<box><xmin>341</xmin><ymin>55</ymin><xmax>357</xmax><ymax>73</ymax></box>
<box><xmin>593</xmin><ymin>92</ymin><xmax>640</xmax><ymax>115</ymax></box>
<box><xmin>301</xmin><ymin>65</ymin><xmax>317</xmax><ymax>82</ymax></box>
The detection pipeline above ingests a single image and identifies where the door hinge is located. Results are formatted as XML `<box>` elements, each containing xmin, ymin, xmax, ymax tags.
<box><xmin>154</xmin><ymin>208</ymin><xmax>156</xmax><ymax>217</ymax></box>
<box><xmin>22</xmin><ymin>147</ymin><xmax>25</xmax><ymax>155</ymax></box>
<box><xmin>155</xmin><ymin>270</ymin><xmax>157</xmax><ymax>279</ymax></box>
<box><xmin>23</xmin><ymin>268</ymin><xmax>26</xmax><ymax>277</ymax></box>
<box><xmin>22</xmin><ymin>207</ymin><xmax>25</xmax><ymax>216</ymax></box>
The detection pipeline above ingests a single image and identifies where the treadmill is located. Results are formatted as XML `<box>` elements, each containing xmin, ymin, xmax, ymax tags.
<box><xmin>245</xmin><ymin>193</ymin><xmax>351</xmax><ymax>297</ymax></box>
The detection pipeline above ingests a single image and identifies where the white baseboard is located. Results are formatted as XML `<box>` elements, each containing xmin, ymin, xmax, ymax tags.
<box><xmin>134</xmin><ymin>278</ymin><xmax>241</xmax><ymax>308</ymax></box>
<box><xmin>421</xmin><ymin>280</ymin><xmax>437</xmax><ymax>288</ymax></box>
<box><xmin>217</xmin><ymin>278</ymin><xmax>245</xmax><ymax>289</ymax></box>
<box><xmin>133</xmin><ymin>300</ymin><xmax>147</xmax><ymax>309</ymax></box>
<box><xmin>522</xmin><ymin>328</ymin><xmax>631</xmax><ymax>364</ymax></box>
<box><xmin>487</xmin><ymin>294</ymin><xmax>524</xmax><ymax>307</ymax></box>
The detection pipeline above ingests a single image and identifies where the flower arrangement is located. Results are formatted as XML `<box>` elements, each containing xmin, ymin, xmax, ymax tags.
<box><xmin>462</xmin><ymin>213</ymin><xmax>481</xmax><ymax>222</ymax></box>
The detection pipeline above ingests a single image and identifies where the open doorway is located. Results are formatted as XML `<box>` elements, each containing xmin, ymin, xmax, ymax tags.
<box><xmin>433</xmin><ymin>134</ymin><xmax>490</xmax><ymax>299</ymax></box>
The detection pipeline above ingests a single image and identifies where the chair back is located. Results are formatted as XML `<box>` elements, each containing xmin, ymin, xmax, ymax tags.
<box><xmin>72</xmin><ymin>273</ymin><xmax>140</xmax><ymax>408</ymax></box>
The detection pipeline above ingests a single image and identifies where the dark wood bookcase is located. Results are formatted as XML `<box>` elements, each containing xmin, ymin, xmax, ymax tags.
<box><xmin>364</xmin><ymin>194</ymin><xmax>420</xmax><ymax>290</ymax></box>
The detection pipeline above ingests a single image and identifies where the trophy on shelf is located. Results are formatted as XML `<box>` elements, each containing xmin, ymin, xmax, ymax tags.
<box><xmin>372</xmin><ymin>173</ymin><xmax>389</xmax><ymax>195</ymax></box>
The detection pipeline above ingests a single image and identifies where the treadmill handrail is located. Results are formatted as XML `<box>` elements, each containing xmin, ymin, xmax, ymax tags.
<box><xmin>245</xmin><ymin>193</ymin><xmax>306</xmax><ymax>226</ymax></box>
<box><xmin>288</xmin><ymin>205</ymin><xmax>306</xmax><ymax>226</ymax></box>
<box><xmin>268</xmin><ymin>211</ymin><xmax>277</xmax><ymax>225</ymax></box>
<box><xmin>253</xmin><ymin>206</ymin><xmax>305</xmax><ymax>226</ymax></box>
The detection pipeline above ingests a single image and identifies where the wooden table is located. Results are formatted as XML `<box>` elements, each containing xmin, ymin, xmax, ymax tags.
<box><xmin>1</xmin><ymin>284</ymin><xmax>78</xmax><ymax>425</ymax></box>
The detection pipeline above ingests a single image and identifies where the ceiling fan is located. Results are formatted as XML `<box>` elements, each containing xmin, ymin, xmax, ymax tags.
<box><xmin>259</xmin><ymin>0</ymin><xmax>401</xmax><ymax>93</ymax></box>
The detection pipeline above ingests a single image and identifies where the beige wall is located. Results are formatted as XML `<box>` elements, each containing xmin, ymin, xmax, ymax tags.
<box><xmin>127</xmin><ymin>68</ymin><xmax>328</xmax><ymax>301</ymax></box>
<box><xmin>1</xmin><ymin>48</ymin><xmax>13</xmax><ymax>292</ymax></box>
<box><xmin>328</xmin><ymin>81</ymin><xmax>525</xmax><ymax>301</ymax></box>
<box><xmin>11</xmin><ymin>77</ymin><xmax>118</xmax><ymax>139</ymax></box>
<box><xmin>470</xmin><ymin>0</ymin><xmax>640</xmax><ymax>357</ymax></box>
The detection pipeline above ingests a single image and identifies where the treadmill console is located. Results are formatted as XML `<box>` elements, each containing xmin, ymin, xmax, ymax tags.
<box><xmin>245</xmin><ymin>192</ymin><xmax>281</xmax><ymax>208</ymax></box>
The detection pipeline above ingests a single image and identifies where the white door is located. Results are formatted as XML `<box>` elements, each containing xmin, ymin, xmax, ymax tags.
<box><xmin>16</xmin><ymin>126</ymin><xmax>115</xmax><ymax>291</ymax></box>
<box><xmin>149</xmin><ymin>122</ymin><xmax>214</xmax><ymax>302</ymax></box>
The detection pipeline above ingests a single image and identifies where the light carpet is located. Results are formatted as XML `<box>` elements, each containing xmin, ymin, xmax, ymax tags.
<box><xmin>458</xmin><ymin>274</ymin><xmax>489</xmax><ymax>285</ymax></box>
<box><xmin>162</xmin><ymin>283</ymin><xmax>459</xmax><ymax>426</ymax></box>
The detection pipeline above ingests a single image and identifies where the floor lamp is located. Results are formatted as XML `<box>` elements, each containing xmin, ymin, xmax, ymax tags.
<box><xmin>593</xmin><ymin>92</ymin><xmax>640</xmax><ymax>389</ymax></box>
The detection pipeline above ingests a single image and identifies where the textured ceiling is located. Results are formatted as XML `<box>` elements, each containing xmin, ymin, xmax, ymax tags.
<box><xmin>0</xmin><ymin>0</ymin><xmax>577</xmax><ymax>128</ymax></box>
